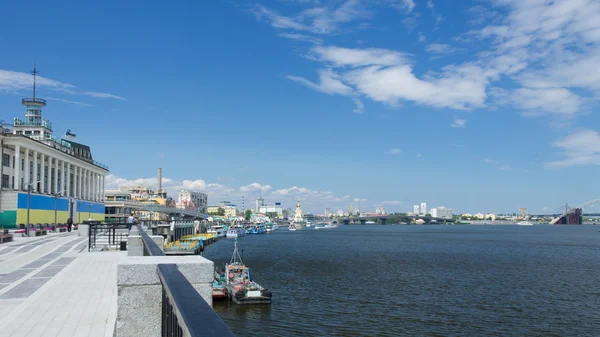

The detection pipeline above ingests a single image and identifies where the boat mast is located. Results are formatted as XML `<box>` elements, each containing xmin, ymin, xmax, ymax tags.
<box><xmin>229</xmin><ymin>239</ymin><xmax>244</xmax><ymax>265</ymax></box>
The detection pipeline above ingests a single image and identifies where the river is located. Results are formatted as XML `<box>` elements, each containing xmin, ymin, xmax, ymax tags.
<box><xmin>203</xmin><ymin>224</ymin><xmax>600</xmax><ymax>336</ymax></box>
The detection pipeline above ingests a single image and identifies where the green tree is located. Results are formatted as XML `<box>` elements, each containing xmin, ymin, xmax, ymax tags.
<box><xmin>245</xmin><ymin>210</ymin><xmax>252</xmax><ymax>221</ymax></box>
<box><xmin>217</xmin><ymin>207</ymin><xmax>225</xmax><ymax>216</ymax></box>
<box><xmin>266</xmin><ymin>212</ymin><xmax>278</xmax><ymax>219</ymax></box>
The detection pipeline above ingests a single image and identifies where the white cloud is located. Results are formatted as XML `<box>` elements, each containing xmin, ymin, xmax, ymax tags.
<box><xmin>83</xmin><ymin>91</ymin><xmax>127</xmax><ymax>101</ymax></box>
<box><xmin>426</xmin><ymin>0</ymin><xmax>434</xmax><ymax>10</ymax></box>
<box><xmin>450</xmin><ymin>118</ymin><xmax>467</xmax><ymax>128</ymax></box>
<box><xmin>418</xmin><ymin>32</ymin><xmax>426</xmax><ymax>43</ymax></box>
<box><xmin>385</xmin><ymin>148</ymin><xmax>401</xmax><ymax>155</ymax></box>
<box><xmin>545</xmin><ymin>129</ymin><xmax>600</xmax><ymax>168</ymax></box>
<box><xmin>309</xmin><ymin>45</ymin><xmax>410</xmax><ymax>67</ymax></box>
<box><xmin>483</xmin><ymin>158</ymin><xmax>512</xmax><ymax>170</ymax></box>
<box><xmin>287</xmin><ymin>68</ymin><xmax>353</xmax><ymax>95</ymax></box>
<box><xmin>0</xmin><ymin>69</ymin><xmax>125</xmax><ymax>101</ymax></box>
<box><xmin>279</xmin><ymin>33</ymin><xmax>323</xmax><ymax>44</ymax></box>
<box><xmin>425</xmin><ymin>43</ymin><xmax>462</xmax><ymax>54</ymax></box>
<box><xmin>239</xmin><ymin>183</ymin><xmax>273</xmax><ymax>193</ymax></box>
<box><xmin>45</xmin><ymin>97</ymin><xmax>93</xmax><ymax>107</ymax></box>
<box><xmin>400</xmin><ymin>0</ymin><xmax>415</xmax><ymax>13</ymax></box>
<box><xmin>381</xmin><ymin>200</ymin><xmax>404</xmax><ymax>205</ymax></box>
<box><xmin>105</xmin><ymin>174</ymin><xmax>368</xmax><ymax>211</ymax></box>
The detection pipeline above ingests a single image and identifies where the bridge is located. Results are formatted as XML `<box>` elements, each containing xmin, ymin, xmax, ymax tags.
<box><xmin>529</xmin><ymin>199</ymin><xmax>600</xmax><ymax>225</ymax></box>
<box><xmin>322</xmin><ymin>214</ymin><xmax>454</xmax><ymax>225</ymax></box>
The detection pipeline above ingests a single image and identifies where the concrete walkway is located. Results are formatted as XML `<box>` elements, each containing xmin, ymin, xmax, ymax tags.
<box><xmin>0</xmin><ymin>233</ymin><xmax>122</xmax><ymax>337</ymax></box>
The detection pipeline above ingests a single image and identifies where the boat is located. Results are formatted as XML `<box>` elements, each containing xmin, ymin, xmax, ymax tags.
<box><xmin>305</xmin><ymin>221</ymin><xmax>313</xmax><ymax>228</ymax></box>
<box><xmin>207</xmin><ymin>225</ymin><xmax>227</xmax><ymax>238</ymax></box>
<box><xmin>289</xmin><ymin>224</ymin><xmax>297</xmax><ymax>231</ymax></box>
<box><xmin>226</xmin><ymin>228</ymin><xmax>244</xmax><ymax>238</ymax></box>
<box><xmin>223</xmin><ymin>240</ymin><xmax>272</xmax><ymax>305</ymax></box>
<box><xmin>212</xmin><ymin>274</ymin><xmax>228</xmax><ymax>300</ymax></box>
<box><xmin>314</xmin><ymin>223</ymin><xmax>338</xmax><ymax>229</ymax></box>
<box><xmin>365</xmin><ymin>220</ymin><xmax>376</xmax><ymax>224</ymax></box>
<box><xmin>517</xmin><ymin>221</ymin><xmax>533</xmax><ymax>226</ymax></box>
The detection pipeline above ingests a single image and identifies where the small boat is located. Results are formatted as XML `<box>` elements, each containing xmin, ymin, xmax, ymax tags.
<box><xmin>314</xmin><ymin>223</ymin><xmax>338</xmax><ymax>229</ymax></box>
<box><xmin>207</xmin><ymin>225</ymin><xmax>227</xmax><ymax>238</ymax></box>
<box><xmin>517</xmin><ymin>221</ymin><xmax>533</xmax><ymax>226</ymax></box>
<box><xmin>212</xmin><ymin>276</ymin><xmax>228</xmax><ymax>300</ymax></box>
<box><xmin>224</xmin><ymin>240</ymin><xmax>272</xmax><ymax>305</ymax></box>
<box><xmin>289</xmin><ymin>224</ymin><xmax>297</xmax><ymax>231</ymax></box>
<box><xmin>305</xmin><ymin>221</ymin><xmax>313</xmax><ymax>228</ymax></box>
<box><xmin>226</xmin><ymin>228</ymin><xmax>244</xmax><ymax>238</ymax></box>
<box><xmin>365</xmin><ymin>220</ymin><xmax>376</xmax><ymax>224</ymax></box>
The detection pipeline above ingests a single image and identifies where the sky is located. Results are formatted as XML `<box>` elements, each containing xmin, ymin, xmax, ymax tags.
<box><xmin>1</xmin><ymin>0</ymin><xmax>600</xmax><ymax>215</ymax></box>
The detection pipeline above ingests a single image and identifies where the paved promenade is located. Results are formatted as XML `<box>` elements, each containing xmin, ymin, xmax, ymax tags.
<box><xmin>0</xmin><ymin>232</ymin><xmax>121</xmax><ymax>337</ymax></box>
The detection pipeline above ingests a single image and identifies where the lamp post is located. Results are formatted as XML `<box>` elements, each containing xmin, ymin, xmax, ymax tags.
<box><xmin>53</xmin><ymin>192</ymin><xmax>62</xmax><ymax>226</ymax></box>
<box><xmin>26</xmin><ymin>180</ymin><xmax>42</xmax><ymax>227</ymax></box>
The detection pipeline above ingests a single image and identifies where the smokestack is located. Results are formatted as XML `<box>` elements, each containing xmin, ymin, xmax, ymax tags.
<box><xmin>158</xmin><ymin>168</ymin><xmax>162</xmax><ymax>191</ymax></box>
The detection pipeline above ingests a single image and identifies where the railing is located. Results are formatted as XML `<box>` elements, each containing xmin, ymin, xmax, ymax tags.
<box><xmin>88</xmin><ymin>222</ymin><xmax>129</xmax><ymax>252</ymax></box>
<box><xmin>136</xmin><ymin>224</ymin><xmax>235</xmax><ymax>337</ymax></box>
<box><xmin>22</xmin><ymin>97</ymin><xmax>47</xmax><ymax>105</ymax></box>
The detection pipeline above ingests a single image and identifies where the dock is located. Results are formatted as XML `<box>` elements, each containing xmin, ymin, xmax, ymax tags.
<box><xmin>0</xmin><ymin>225</ymin><xmax>235</xmax><ymax>336</ymax></box>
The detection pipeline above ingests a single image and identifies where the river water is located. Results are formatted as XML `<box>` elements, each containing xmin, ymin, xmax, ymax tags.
<box><xmin>204</xmin><ymin>225</ymin><xmax>600</xmax><ymax>336</ymax></box>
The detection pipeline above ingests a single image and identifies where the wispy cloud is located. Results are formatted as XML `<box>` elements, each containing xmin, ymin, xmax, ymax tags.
<box><xmin>279</xmin><ymin>33</ymin><xmax>323</xmax><ymax>44</ymax></box>
<box><xmin>0</xmin><ymin>69</ymin><xmax>126</xmax><ymax>101</ymax></box>
<box><xmin>83</xmin><ymin>91</ymin><xmax>127</xmax><ymax>101</ymax></box>
<box><xmin>381</xmin><ymin>200</ymin><xmax>404</xmax><ymax>205</ymax></box>
<box><xmin>484</xmin><ymin>158</ymin><xmax>512</xmax><ymax>170</ymax></box>
<box><xmin>450</xmin><ymin>118</ymin><xmax>467</xmax><ymax>128</ymax></box>
<box><xmin>545</xmin><ymin>129</ymin><xmax>600</xmax><ymax>168</ymax></box>
<box><xmin>425</xmin><ymin>43</ymin><xmax>462</xmax><ymax>54</ymax></box>
<box><xmin>45</xmin><ymin>97</ymin><xmax>93</xmax><ymax>107</ymax></box>
<box><xmin>385</xmin><ymin>148</ymin><xmax>401</xmax><ymax>155</ymax></box>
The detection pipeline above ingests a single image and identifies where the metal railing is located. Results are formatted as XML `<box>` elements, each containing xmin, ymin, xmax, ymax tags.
<box><xmin>136</xmin><ymin>224</ymin><xmax>235</xmax><ymax>337</ymax></box>
<box><xmin>88</xmin><ymin>222</ymin><xmax>129</xmax><ymax>252</ymax></box>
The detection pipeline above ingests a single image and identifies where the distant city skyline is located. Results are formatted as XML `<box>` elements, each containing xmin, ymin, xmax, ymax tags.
<box><xmin>2</xmin><ymin>0</ymin><xmax>600</xmax><ymax>214</ymax></box>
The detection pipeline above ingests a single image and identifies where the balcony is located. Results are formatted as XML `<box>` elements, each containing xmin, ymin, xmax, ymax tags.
<box><xmin>22</xmin><ymin>97</ymin><xmax>47</xmax><ymax>105</ymax></box>
<box><xmin>13</xmin><ymin>118</ymin><xmax>53</xmax><ymax>130</ymax></box>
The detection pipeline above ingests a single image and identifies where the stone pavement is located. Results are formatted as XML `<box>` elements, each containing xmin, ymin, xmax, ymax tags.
<box><xmin>0</xmin><ymin>232</ymin><xmax>123</xmax><ymax>337</ymax></box>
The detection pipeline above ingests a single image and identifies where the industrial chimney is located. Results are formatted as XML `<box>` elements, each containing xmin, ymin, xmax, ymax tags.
<box><xmin>158</xmin><ymin>168</ymin><xmax>163</xmax><ymax>192</ymax></box>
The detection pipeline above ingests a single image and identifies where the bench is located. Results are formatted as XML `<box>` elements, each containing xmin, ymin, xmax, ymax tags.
<box><xmin>14</xmin><ymin>229</ymin><xmax>26</xmax><ymax>236</ymax></box>
<box><xmin>58</xmin><ymin>226</ymin><xmax>67</xmax><ymax>232</ymax></box>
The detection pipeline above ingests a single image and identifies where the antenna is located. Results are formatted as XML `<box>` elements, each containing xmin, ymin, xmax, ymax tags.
<box><xmin>31</xmin><ymin>63</ymin><xmax>39</xmax><ymax>99</ymax></box>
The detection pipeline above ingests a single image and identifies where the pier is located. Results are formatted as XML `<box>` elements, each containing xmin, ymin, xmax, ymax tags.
<box><xmin>0</xmin><ymin>223</ymin><xmax>235</xmax><ymax>336</ymax></box>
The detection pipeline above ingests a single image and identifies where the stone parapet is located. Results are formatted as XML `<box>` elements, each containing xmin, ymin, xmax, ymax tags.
<box><xmin>115</xmin><ymin>256</ymin><xmax>214</xmax><ymax>336</ymax></box>
<box><xmin>127</xmin><ymin>235</ymin><xmax>164</xmax><ymax>256</ymax></box>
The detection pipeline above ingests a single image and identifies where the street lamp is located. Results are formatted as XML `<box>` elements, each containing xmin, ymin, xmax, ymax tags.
<box><xmin>53</xmin><ymin>192</ymin><xmax>62</xmax><ymax>226</ymax></box>
<box><xmin>26</xmin><ymin>180</ymin><xmax>42</xmax><ymax>227</ymax></box>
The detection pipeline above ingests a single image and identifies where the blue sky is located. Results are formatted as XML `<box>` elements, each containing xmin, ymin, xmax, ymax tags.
<box><xmin>1</xmin><ymin>0</ymin><xmax>600</xmax><ymax>215</ymax></box>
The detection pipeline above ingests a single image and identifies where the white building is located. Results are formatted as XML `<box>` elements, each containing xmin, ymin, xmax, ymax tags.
<box><xmin>420</xmin><ymin>202</ymin><xmax>427</xmax><ymax>215</ymax></box>
<box><xmin>430</xmin><ymin>206</ymin><xmax>453</xmax><ymax>219</ymax></box>
<box><xmin>324</xmin><ymin>208</ymin><xmax>331</xmax><ymax>217</ymax></box>
<box><xmin>413</xmin><ymin>205</ymin><xmax>420</xmax><ymax>214</ymax></box>
<box><xmin>176</xmin><ymin>190</ymin><xmax>207</xmax><ymax>213</ymax></box>
<box><xmin>0</xmin><ymin>70</ymin><xmax>109</xmax><ymax>227</ymax></box>
<box><xmin>259</xmin><ymin>204</ymin><xmax>284</xmax><ymax>218</ymax></box>
<box><xmin>255</xmin><ymin>198</ymin><xmax>265</xmax><ymax>213</ymax></box>
<box><xmin>375</xmin><ymin>207</ymin><xmax>386</xmax><ymax>215</ymax></box>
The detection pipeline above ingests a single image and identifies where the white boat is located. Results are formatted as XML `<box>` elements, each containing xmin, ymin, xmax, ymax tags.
<box><xmin>517</xmin><ymin>221</ymin><xmax>533</xmax><ymax>226</ymax></box>
<box><xmin>207</xmin><ymin>225</ymin><xmax>227</xmax><ymax>237</ymax></box>
<box><xmin>365</xmin><ymin>220</ymin><xmax>375</xmax><ymax>224</ymax></box>
<box><xmin>226</xmin><ymin>228</ymin><xmax>244</xmax><ymax>238</ymax></box>
<box><xmin>289</xmin><ymin>224</ymin><xmax>297</xmax><ymax>231</ymax></box>
<box><xmin>305</xmin><ymin>221</ymin><xmax>313</xmax><ymax>228</ymax></box>
<box><xmin>314</xmin><ymin>223</ymin><xmax>338</xmax><ymax>229</ymax></box>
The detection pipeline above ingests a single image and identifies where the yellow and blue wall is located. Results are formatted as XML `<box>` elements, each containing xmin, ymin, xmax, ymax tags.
<box><xmin>0</xmin><ymin>192</ymin><xmax>105</xmax><ymax>228</ymax></box>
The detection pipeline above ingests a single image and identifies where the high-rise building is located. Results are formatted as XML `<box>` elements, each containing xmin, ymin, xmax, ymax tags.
<box><xmin>324</xmin><ymin>208</ymin><xmax>331</xmax><ymax>217</ymax></box>
<box><xmin>430</xmin><ymin>206</ymin><xmax>453</xmax><ymax>219</ymax></box>
<box><xmin>413</xmin><ymin>205</ymin><xmax>420</xmax><ymax>214</ymax></box>
<box><xmin>420</xmin><ymin>202</ymin><xmax>427</xmax><ymax>215</ymax></box>
<box><xmin>176</xmin><ymin>190</ymin><xmax>208</xmax><ymax>213</ymax></box>
<box><xmin>256</xmin><ymin>198</ymin><xmax>265</xmax><ymax>213</ymax></box>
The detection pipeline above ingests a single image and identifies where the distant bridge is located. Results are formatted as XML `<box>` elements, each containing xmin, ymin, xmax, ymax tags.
<box><xmin>547</xmin><ymin>198</ymin><xmax>600</xmax><ymax>225</ymax></box>
<box><xmin>318</xmin><ymin>214</ymin><xmax>454</xmax><ymax>225</ymax></box>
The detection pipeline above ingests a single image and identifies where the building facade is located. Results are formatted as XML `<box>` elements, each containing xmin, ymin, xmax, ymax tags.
<box><xmin>413</xmin><ymin>205</ymin><xmax>420</xmax><ymax>214</ymax></box>
<box><xmin>104</xmin><ymin>190</ymin><xmax>142</xmax><ymax>223</ymax></box>
<box><xmin>420</xmin><ymin>202</ymin><xmax>427</xmax><ymax>215</ymax></box>
<box><xmin>0</xmin><ymin>79</ymin><xmax>108</xmax><ymax>227</ymax></box>
<box><xmin>258</xmin><ymin>205</ymin><xmax>284</xmax><ymax>218</ymax></box>
<box><xmin>176</xmin><ymin>190</ymin><xmax>207</xmax><ymax>213</ymax></box>
<box><xmin>430</xmin><ymin>206</ymin><xmax>453</xmax><ymax>219</ymax></box>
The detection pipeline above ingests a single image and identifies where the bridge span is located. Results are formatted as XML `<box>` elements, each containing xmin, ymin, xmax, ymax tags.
<box><xmin>545</xmin><ymin>199</ymin><xmax>600</xmax><ymax>225</ymax></box>
<box><xmin>319</xmin><ymin>214</ymin><xmax>454</xmax><ymax>225</ymax></box>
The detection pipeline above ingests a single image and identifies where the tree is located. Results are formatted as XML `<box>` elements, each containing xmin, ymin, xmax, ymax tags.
<box><xmin>245</xmin><ymin>209</ymin><xmax>252</xmax><ymax>221</ymax></box>
<box><xmin>217</xmin><ymin>207</ymin><xmax>225</xmax><ymax>216</ymax></box>
<box><xmin>266</xmin><ymin>212</ymin><xmax>278</xmax><ymax>219</ymax></box>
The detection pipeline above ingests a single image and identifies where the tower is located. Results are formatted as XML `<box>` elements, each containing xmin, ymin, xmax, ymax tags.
<box><xmin>420</xmin><ymin>202</ymin><xmax>427</xmax><ymax>215</ymax></box>
<box><xmin>13</xmin><ymin>64</ymin><xmax>53</xmax><ymax>141</ymax></box>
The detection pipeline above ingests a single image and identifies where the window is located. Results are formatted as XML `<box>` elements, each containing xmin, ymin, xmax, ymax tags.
<box><xmin>1</xmin><ymin>174</ymin><xmax>8</xmax><ymax>188</ymax></box>
<box><xmin>21</xmin><ymin>158</ymin><xmax>24</xmax><ymax>170</ymax></box>
<box><xmin>12</xmin><ymin>156</ymin><xmax>15</xmax><ymax>168</ymax></box>
<box><xmin>2</xmin><ymin>153</ymin><xmax>9</xmax><ymax>167</ymax></box>
<box><xmin>11</xmin><ymin>176</ymin><xmax>14</xmax><ymax>189</ymax></box>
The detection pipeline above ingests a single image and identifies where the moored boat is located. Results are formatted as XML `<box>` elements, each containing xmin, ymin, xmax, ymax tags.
<box><xmin>224</xmin><ymin>240</ymin><xmax>272</xmax><ymax>305</ymax></box>
<box><xmin>207</xmin><ymin>224</ymin><xmax>227</xmax><ymax>238</ymax></box>
<box><xmin>212</xmin><ymin>276</ymin><xmax>228</xmax><ymax>300</ymax></box>
<box><xmin>289</xmin><ymin>224</ymin><xmax>297</xmax><ymax>231</ymax></box>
